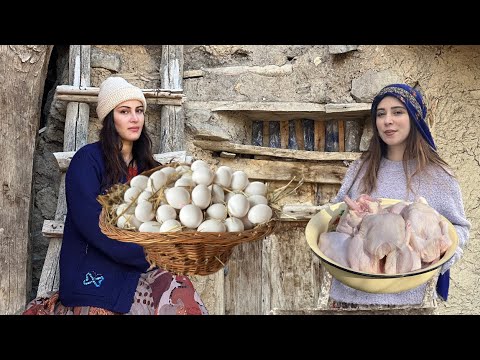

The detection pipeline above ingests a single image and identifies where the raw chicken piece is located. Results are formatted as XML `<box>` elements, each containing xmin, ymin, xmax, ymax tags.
<box><xmin>384</xmin><ymin>222</ymin><xmax>422</xmax><ymax>274</ymax></box>
<box><xmin>318</xmin><ymin>231</ymin><xmax>352</xmax><ymax>268</ymax></box>
<box><xmin>384</xmin><ymin>201</ymin><xmax>409</xmax><ymax>215</ymax></box>
<box><xmin>336</xmin><ymin>194</ymin><xmax>383</xmax><ymax>235</ymax></box>
<box><xmin>347</xmin><ymin>212</ymin><xmax>406</xmax><ymax>273</ymax></box>
<box><xmin>400</xmin><ymin>198</ymin><xmax>453</xmax><ymax>263</ymax></box>
<box><xmin>361</xmin><ymin>213</ymin><xmax>407</xmax><ymax>259</ymax></box>
<box><xmin>347</xmin><ymin>227</ymin><xmax>382</xmax><ymax>273</ymax></box>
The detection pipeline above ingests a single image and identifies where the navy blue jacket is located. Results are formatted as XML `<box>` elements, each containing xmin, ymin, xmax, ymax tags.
<box><xmin>59</xmin><ymin>142</ymin><xmax>150</xmax><ymax>313</ymax></box>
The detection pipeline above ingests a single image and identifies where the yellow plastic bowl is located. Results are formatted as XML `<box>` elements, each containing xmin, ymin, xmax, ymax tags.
<box><xmin>305</xmin><ymin>199</ymin><xmax>459</xmax><ymax>293</ymax></box>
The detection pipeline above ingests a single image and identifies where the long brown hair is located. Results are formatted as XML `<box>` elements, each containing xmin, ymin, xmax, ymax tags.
<box><xmin>357</xmin><ymin>115</ymin><xmax>453</xmax><ymax>195</ymax></box>
<box><xmin>99</xmin><ymin>111</ymin><xmax>159</xmax><ymax>190</ymax></box>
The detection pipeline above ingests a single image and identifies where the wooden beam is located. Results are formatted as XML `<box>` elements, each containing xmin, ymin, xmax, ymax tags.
<box><xmin>193</xmin><ymin>139</ymin><xmax>361</xmax><ymax>161</ymax></box>
<box><xmin>216</xmin><ymin>158</ymin><xmax>347</xmax><ymax>184</ymax></box>
<box><xmin>55</xmin><ymin>85</ymin><xmax>185</xmax><ymax>106</ymax></box>
<box><xmin>42</xmin><ymin>203</ymin><xmax>337</xmax><ymax>238</ymax></box>
<box><xmin>42</xmin><ymin>220</ymin><xmax>64</xmax><ymax>238</ymax></box>
<box><xmin>52</xmin><ymin>150</ymin><xmax>191</xmax><ymax>172</ymax></box>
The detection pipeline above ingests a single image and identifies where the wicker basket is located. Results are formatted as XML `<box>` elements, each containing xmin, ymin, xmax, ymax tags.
<box><xmin>99</xmin><ymin>208</ymin><xmax>277</xmax><ymax>275</ymax></box>
<box><xmin>98</xmin><ymin>163</ymin><xmax>278</xmax><ymax>276</ymax></box>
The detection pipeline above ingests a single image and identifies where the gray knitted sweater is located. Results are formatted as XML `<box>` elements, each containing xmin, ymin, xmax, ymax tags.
<box><xmin>329</xmin><ymin>157</ymin><xmax>471</xmax><ymax>305</ymax></box>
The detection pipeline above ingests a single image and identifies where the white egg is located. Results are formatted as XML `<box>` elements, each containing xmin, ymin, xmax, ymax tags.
<box><xmin>244</xmin><ymin>181</ymin><xmax>267</xmax><ymax>196</ymax></box>
<box><xmin>191</xmin><ymin>184</ymin><xmax>212</xmax><ymax>209</ymax></box>
<box><xmin>191</xmin><ymin>167</ymin><xmax>214</xmax><ymax>186</ymax></box>
<box><xmin>123</xmin><ymin>186</ymin><xmax>142</xmax><ymax>204</ymax></box>
<box><xmin>175</xmin><ymin>165</ymin><xmax>191</xmax><ymax>175</ymax></box>
<box><xmin>227</xmin><ymin>193</ymin><xmax>250</xmax><ymax>218</ymax></box>
<box><xmin>224</xmin><ymin>217</ymin><xmax>244</xmax><ymax>232</ymax></box>
<box><xmin>175</xmin><ymin>177</ymin><xmax>195</xmax><ymax>188</ymax></box>
<box><xmin>116</xmin><ymin>202</ymin><xmax>135</xmax><ymax>216</ymax></box>
<box><xmin>165</xmin><ymin>186</ymin><xmax>190</xmax><ymax>209</ymax></box>
<box><xmin>138</xmin><ymin>221</ymin><xmax>162</xmax><ymax>232</ymax></box>
<box><xmin>205</xmin><ymin>203</ymin><xmax>228</xmax><ymax>220</ymax></box>
<box><xmin>197</xmin><ymin>219</ymin><xmax>226</xmax><ymax>232</ymax></box>
<box><xmin>247</xmin><ymin>194</ymin><xmax>268</xmax><ymax>207</ymax></box>
<box><xmin>179</xmin><ymin>204</ymin><xmax>203</xmax><ymax>229</ymax></box>
<box><xmin>214</xmin><ymin>167</ymin><xmax>232</xmax><ymax>188</ymax></box>
<box><xmin>224</xmin><ymin>191</ymin><xmax>235</xmax><ymax>203</ymax></box>
<box><xmin>247</xmin><ymin>204</ymin><xmax>273</xmax><ymax>225</ymax></box>
<box><xmin>146</xmin><ymin>170</ymin><xmax>167</xmax><ymax>193</ymax></box>
<box><xmin>230</xmin><ymin>171</ymin><xmax>249</xmax><ymax>191</ymax></box>
<box><xmin>155</xmin><ymin>204</ymin><xmax>177</xmax><ymax>223</ymax></box>
<box><xmin>190</xmin><ymin>159</ymin><xmax>210</xmax><ymax>172</ymax></box>
<box><xmin>130</xmin><ymin>175</ymin><xmax>149</xmax><ymax>190</ymax></box>
<box><xmin>209</xmin><ymin>184</ymin><xmax>225</xmax><ymax>204</ymax></box>
<box><xmin>159</xmin><ymin>219</ymin><xmax>182</xmax><ymax>232</ymax></box>
<box><xmin>117</xmin><ymin>214</ymin><xmax>142</xmax><ymax>230</ymax></box>
<box><xmin>137</xmin><ymin>190</ymin><xmax>153</xmax><ymax>203</ymax></box>
<box><xmin>160</xmin><ymin>166</ymin><xmax>176</xmax><ymax>176</ymax></box>
<box><xmin>217</xmin><ymin>165</ymin><xmax>233</xmax><ymax>176</ymax></box>
<box><xmin>135</xmin><ymin>201</ymin><xmax>155</xmax><ymax>222</ymax></box>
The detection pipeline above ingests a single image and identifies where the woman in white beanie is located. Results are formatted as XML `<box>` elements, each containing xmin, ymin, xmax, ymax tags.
<box><xmin>23</xmin><ymin>76</ymin><xmax>208</xmax><ymax>315</ymax></box>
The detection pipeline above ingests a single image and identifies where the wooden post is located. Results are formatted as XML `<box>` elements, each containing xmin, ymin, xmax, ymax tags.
<box><xmin>0</xmin><ymin>45</ymin><xmax>52</xmax><ymax>314</ymax></box>
<box><xmin>37</xmin><ymin>45</ymin><xmax>91</xmax><ymax>298</ymax></box>
<box><xmin>252</xmin><ymin>121</ymin><xmax>263</xmax><ymax>146</ymax></box>
<box><xmin>159</xmin><ymin>45</ymin><xmax>185</xmax><ymax>153</ymax></box>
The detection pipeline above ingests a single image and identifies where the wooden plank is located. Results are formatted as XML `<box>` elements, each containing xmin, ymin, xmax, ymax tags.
<box><xmin>262</xmin><ymin>222</ymin><xmax>322</xmax><ymax>312</ymax></box>
<box><xmin>159</xmin><ymin>45</ymin><xmax>185</xmax><ymax>153</ymax></box>
<box><xmin>193</xmin><ymin>139</ymin><xmax>361</xmax><ymax>161</ymax></box>
<box><xmin>280</xmin><ymin>120</ymin><xmax>288</xmax><ymax>149</ymax></box>
<box><xmin>338</xmin><ymin>119</ymin><xmax>345</xmax><ymax>152</ymax></box>
<box><xmin>269</xmin><ymin>121</ymin><xmax>280</xmax><ymax>148</ymax></box>
<box><xmin>216</xmin><ymin>158</ymin><xmax>347</xmax><ymax>184</ymax></box>
<box><xmin>295</xmin><ymin>119</ymin><xmax>304</xmax><ymax>150</ymax></box>
<box><xmin>314</xmin><ymin>120</ymin><xmax>325</xmax><ymax>151</ymax></box>
<box><xmin>54</xmin><ymin>151</ymin><xmax>75</xmax><ymax>172</ymax></box>
<box><xmin>325</xmin><ymin>120</ymin><xmax>339</xmax><ymax>152</ymax></box>
<box><xmin>345</xmin><ymin>119</ymin><xmax>362</xmax><ymax>152</ymax></box>
<box><xmin>42</xmin><ymin>220</ymin><xmax>64</xmax><ymax>238</ymax></box>
<box><xmin>56</xmin><ymin>94</ymin><xmax>184</xmax><ymax>106</ymax></box>
<box><xmin>54</xmin><ymin>151</ymin><xmax>191</xmax><ymax>172</ymax></box>
<box><xmin>225</xmin><ymin>241</ymin><xmax>263</xmax><ymax>315</ymax></box>
<box><xmin>42</xmin><ymin>202</ymin><xmax>327</xmax><ymax>238</ymax></box>
<box><xmin>56</xmin><ymin>85</ymin><xmax>184</xmax><ymax>97</ymax></box>
<box><xmin>252</xmin><ymin>121</ymin><xmax>263</xmax><ymax>146</ymax></box>
<box><xmin>304</xmin><ymin>119</ymin><xmax>314</xmax><ymax>151</ymax></box>
<box><xmin>262</xmin><ymin>121</ymin><xmax>269</xmax><ymax>147</ymax></box>
<box><xmin>153</xmin><ymin>151</ymin><xmax>191</xmax><ymax>164</ymax></box>
<box><xmin>325</xmin><ymin>103</ymin><xmax>371</xmax><ymax>118</ymax></box>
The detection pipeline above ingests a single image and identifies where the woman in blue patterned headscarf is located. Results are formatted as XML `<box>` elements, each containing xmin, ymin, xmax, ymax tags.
<box><xmin>330</xmin><ymin>83</ymin><xmax>470</xmax><ymax>306</ymax></box>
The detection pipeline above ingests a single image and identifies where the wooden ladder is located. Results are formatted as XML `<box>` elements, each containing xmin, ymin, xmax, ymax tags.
<box><xmin>37</xmin><ymin>45</ymin><xmax>187</xmax><ymax>297</ymax></box>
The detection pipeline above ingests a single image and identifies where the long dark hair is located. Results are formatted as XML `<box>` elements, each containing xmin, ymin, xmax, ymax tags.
<box><xmin>99</xmin><ymin>110</ymin><xmax>159</xmax><ymax>190</ymax></box>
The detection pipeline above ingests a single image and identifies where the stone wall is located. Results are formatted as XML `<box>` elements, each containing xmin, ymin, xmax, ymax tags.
<box><xmin>31</xmin><ymin>45</ymin><xmax>480</xmax><ymax>314</ymax></box>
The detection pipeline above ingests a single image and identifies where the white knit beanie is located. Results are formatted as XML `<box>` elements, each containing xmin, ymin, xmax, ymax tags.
<box><xmin>96</xmin><ymin>76</ymin><xmax>147</xmax><ymax>121</ymax></box>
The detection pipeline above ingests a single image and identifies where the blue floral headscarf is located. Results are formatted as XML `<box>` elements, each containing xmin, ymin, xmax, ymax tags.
<box><xmin>371</xmin><ymin>83</ymin><xmax>436</xmax><ymax>151</ymax></box>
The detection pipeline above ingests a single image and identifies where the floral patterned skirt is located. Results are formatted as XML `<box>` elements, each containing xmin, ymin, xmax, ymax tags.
<box><xmin>23</xmin><ymin>268</ymin><xmax>208</xmax><ymax>315</ymax></box>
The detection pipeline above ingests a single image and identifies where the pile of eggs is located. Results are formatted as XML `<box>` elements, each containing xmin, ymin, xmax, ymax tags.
<box><xmin>115</xmin><ymin>160</ymin><xmax>274</xmax><ymax>233</ymax></box>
